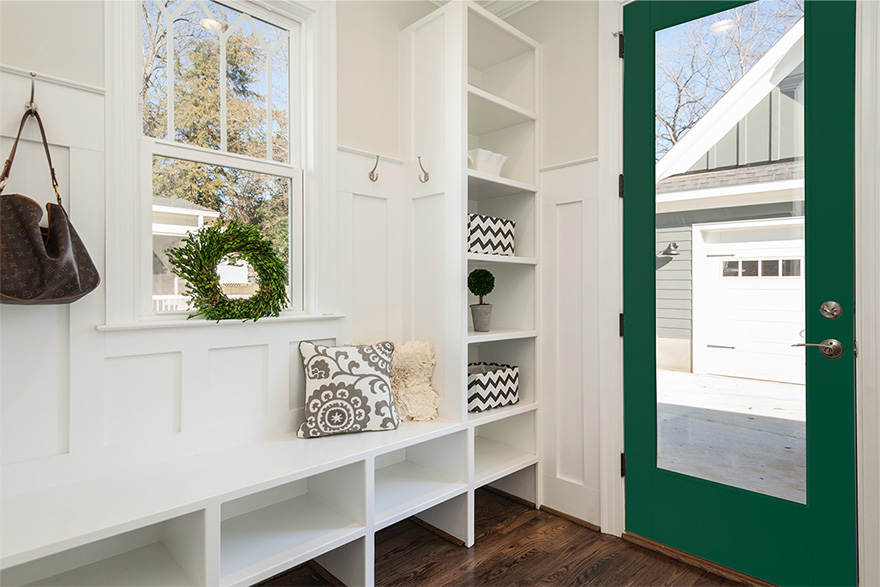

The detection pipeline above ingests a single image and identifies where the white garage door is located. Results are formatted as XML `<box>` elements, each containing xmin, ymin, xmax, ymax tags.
<box><xmin>692</xmin><ymin>219</ymin><xmax>805</xmax><ymax>384</ymax></box>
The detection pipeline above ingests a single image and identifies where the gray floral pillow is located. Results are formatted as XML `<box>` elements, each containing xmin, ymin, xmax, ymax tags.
<box><xmin>298</xmin><ymin>341</ymin><xmax>400</xmax><ymax>438</ymax></box>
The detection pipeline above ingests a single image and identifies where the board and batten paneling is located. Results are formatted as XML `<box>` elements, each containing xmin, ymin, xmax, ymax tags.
<box><xmin>103</xmin><ymin>353</ymin><xmax>182</xmax><ymax>446</ymax></box>
<box><xmin>539</xmin><ymin>160</ymin><xmax>601</xmax><ymax>525</ymax></box>
<box><xmin>337</xmin><ymin>147</ymin><xmax>404</xmax><ymax>346</ymax></box>
<box><xmin>0</xmin><ymin>69</ymin><xmax>346</xmax><ymax>497</ymax></box>
<box><xmin>687</xmin><ymin>83</ymin><xmax>804</xmax><ymax>173</ymax></box>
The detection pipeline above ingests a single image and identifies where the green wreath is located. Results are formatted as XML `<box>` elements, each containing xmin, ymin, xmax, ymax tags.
<box><xmin>166</xmin><ymin>220</ymin><xmax>288</xmax><ymax>322</ymax></box>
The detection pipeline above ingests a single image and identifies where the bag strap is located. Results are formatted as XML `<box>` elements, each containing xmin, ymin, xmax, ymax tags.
<box><xmin>0</xmin><ymin>109</ymin><xmax>62</xmax><ymax>206</ymax></box>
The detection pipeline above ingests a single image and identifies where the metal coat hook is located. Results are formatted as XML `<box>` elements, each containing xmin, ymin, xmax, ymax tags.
<box><xmin>368</xmin><ymin>155</ymin><xmax>380</xmax><ymax>182</ymax></box>
<box><xmin>25</xmin><ymin>72</ymin><xmax>38</xmax><ymax>114</ymax></box>
<box><xmin>417</xmin><ymin>156</ymin><xmax>430</xmax><ymax>183</ymax></box>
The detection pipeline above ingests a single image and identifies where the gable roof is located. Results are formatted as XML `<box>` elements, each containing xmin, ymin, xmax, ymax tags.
<box><xmin>656</xmin><ymin>19</ymin><xmax>804</xmax><ymax>182</ymax></box>
<box><xmin>657</xmin><ymin>159</ymin><xmax>803</xmax><ymax>195</ymax></box>
<box><xmin>152</xmin><ymin>195</ymin><xmax>220</xmax><ymax>216</ymax></box>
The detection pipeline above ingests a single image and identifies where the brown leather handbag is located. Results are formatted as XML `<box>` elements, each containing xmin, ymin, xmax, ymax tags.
<box><xmin>0</xmin><ymin>109</ymin><xmax>100</xmax><ymax>304</ymax></box>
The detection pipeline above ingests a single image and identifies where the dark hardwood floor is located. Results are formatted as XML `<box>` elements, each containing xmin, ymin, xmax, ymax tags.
<box><xmin>261</xmin><ymin>489</ymin><xmax>740</xmax><ymax>586</ymax></box>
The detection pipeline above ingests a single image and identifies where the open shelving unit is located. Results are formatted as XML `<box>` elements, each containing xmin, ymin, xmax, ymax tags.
<box><xmin>374</xmin><ymin>432</ymin><xmax>468</xmax><ymax>528</ymax></box>
<box><xmin>0</xmin><ymin>4</ymin><xmax>543</xmax><ymax>587</ymax></box>
<box><xmin>474</xmin><ymin>411</ymin><xmax>538</xmax><ymax>486</ymax></box>
<box><xmin>462</xmin><ymin>2</ymin><xmax>542</xmax><ymax>541</ymax></box>
<box><xmin>219</xmin><ymin>463</ymin><xmax>365</xmax><ymax>587</ymax></box>
<box><xmin>23</xmin><ymin>544</ymin><xmax>196</xmax><ymax>587</ymax></box>
<box><xmin>467</xmin><ymin>170</ymin><xmax>537</xmax><ymax>200</ymax></box>
<box><xmin>2</xmin><ymin>511</ymin><xmax>207</xmax><ymax>587</ymax></box>
<box><xmin>467</xmin><ymin>86</ymin><xmax>537</xmax><ymax>136</ymax></box>
<box><xmin>467</xmin><ymin>252</ymin><xmax>537</xmax><ymax>265</ymax></box>
<box><xmin>467</xmin><ymin>328</ymin><xmax>538</xmax><ymax>344</ymax></box>
<box><xmin>396</xmin><ymin>0</ymin><xmax>542</xmax><ymax>560</ymax></box>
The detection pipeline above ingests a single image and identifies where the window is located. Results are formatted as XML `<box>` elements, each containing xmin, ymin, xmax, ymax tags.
<box><xmin>721</xmin><ymin>259</ymin><xmax>803</xmax><ymax>277</ymax></box>
<box><xmin>141</xmin><ymin>0</ymin><xmax>303</xmax><ymax>315</ymax></box>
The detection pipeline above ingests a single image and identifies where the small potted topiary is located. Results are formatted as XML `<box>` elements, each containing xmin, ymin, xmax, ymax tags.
<box><xmin>468</xmin><ymin>268</ymin><xmax>495</xmax><ymax>332</ymax></box>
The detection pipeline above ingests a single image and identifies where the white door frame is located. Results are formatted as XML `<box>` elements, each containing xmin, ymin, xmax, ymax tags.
<box><xmin>599</xmin><ymin>2</ymin><xmax>880</xmax><ymax>583</ymax></box>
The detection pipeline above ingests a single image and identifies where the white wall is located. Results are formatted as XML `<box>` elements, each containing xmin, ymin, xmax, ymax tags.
<box><xmin>506</xmin><ymin>0</ymin><xmax>599</xmax><ymax>167</ymax></box>
<box><xmin>337</xmin><ymin>0</ymin><xmax>436</xmax><ymax>158</ymax></box>
<box><xmin>0</xmin><ymin>1</ymin><xmax>104</xmax><ymax>88</ymax></box>
<box><xmin>0</xmin><ymin>1</ymin><xmax>346</xmax><ymax>498</ymax></box>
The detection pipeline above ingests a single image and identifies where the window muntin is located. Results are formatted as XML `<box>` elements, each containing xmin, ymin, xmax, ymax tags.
<box><xmin>141</xmin><ymin>0</ymin><xmax>302</xmax><ymax>315</ymax></box>
<box><xmin>721</xmin><ymin>259</ymin><xmax>803</xmax><ymax>277</ymax></box>
<box><xmin>142</xmin><ymin>0</ymin><xmax>291</xmax><ymax>162</ymax></box>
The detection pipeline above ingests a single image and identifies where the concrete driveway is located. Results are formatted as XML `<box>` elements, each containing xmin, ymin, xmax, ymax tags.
<box><xmin>656</xmin><ymin>370</ymin><xmax>806</xmax><ymax>503</ymax></box>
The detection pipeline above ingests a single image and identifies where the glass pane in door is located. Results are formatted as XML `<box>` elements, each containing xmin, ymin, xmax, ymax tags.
<box><xmin>654</xmin><ymin>0</ymin><xmax>807</xmax><ymax>503</ymax></box>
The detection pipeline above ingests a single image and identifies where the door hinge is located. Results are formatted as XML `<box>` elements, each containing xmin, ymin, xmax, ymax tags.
<box><xmin>619</xmin><ymin>313</ymin><xmax>624</xmax><ymax>337</ymax></box>
<box><xmin>613</xmin><ymin>31</ymin><xmax>624</xmax><ymax>59</ymax></box>
<box><xmin>620</xmin><ymin>453</ymin><xmax>626</xmax><ymax>477</ymax></box>
<box><xmin>618</xmin><ymin>174</ymin><xmax>624</xmax><ymax>198</ymax></box>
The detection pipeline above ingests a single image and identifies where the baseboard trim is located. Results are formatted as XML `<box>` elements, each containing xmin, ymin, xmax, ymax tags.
<box><xmin>481</xmin><ymin>484</ymin><xmax>537</xmax><ymax>509</ymax></box>
<box><xmin>538</xmin><ymin>505</ymin><xmax>601</xmax><ymax>533</ymax></box>
<box><xmin>622</xmin><ymin>532</ymin><xmax>776</xmax><ymax>587</ymax></box>
<box><xmin>410</xmin><ymin>516</ymin><xmax>466</xmax><ymax>547</ymax></box>
<box><xmin>307</xmin><ymin>561</ymin><xmax>346</xmax><ymax>587</ymax></box>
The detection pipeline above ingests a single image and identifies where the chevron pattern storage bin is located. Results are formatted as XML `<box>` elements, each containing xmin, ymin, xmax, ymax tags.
<box><xmin>467</xmin><ymin>213</ymin><xmax>515</xmax><ymax>256</ymax></box>
<box><xmin>467</xmin><ymin>362</ymin><xmax>519</xmax><ymax>413</ymax></box>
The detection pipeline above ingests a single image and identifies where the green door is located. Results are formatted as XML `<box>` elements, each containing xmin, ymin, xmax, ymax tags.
<box><xmin>623</xmin><ymin>2</ymin><xmax>856</xmax><ymax>585</ymax></box>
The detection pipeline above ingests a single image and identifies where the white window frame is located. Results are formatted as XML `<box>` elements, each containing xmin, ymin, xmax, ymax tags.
<box><xmin>105</xmin><ymin>0</ymin><xmax>336</xmax><ymax>326</ymax></box>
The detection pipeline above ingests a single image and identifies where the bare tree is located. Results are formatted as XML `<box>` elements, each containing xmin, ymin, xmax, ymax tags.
<box><xmin>655</xmin><ymin>0</ymin><xmax>804</xmax><ymax>160</ymax></box>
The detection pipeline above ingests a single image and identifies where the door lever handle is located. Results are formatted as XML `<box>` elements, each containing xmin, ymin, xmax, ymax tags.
<box><xmin>792</xmin><ymin>339</ymin><xmax>844</xmax><ymax>359</ymax></box>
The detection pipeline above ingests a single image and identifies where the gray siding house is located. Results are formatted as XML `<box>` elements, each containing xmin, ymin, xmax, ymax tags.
<box><xmin>655</xmin><ymin>21</ymin><xmax>806</xmax><ymax>384</ymax></box>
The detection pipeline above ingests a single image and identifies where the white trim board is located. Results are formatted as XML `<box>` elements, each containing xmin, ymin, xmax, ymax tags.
<box><xmin>0</xmin><ymin>64</ymin><xmax>105</xmax><ymax>95</ymax></box>
<box><xmin>596</xmin><ymin>0</ymin><xmax>624</xmax><ymax>538</ymax></box>
<box><xmin>856</xmin><ymin>2</ymin><xmax>880</xmax><ymax>584</ymax></box>
<box><xmin>657</xmin><ymin>178</ymin><xmax>803</xmax><ymax>213</ymax></box>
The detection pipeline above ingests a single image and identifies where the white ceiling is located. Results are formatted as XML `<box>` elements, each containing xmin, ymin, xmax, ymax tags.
<box><xmin>429</xmin><ymin>0</ymin><xmax>539</xmax><ymax>20</ymax></box>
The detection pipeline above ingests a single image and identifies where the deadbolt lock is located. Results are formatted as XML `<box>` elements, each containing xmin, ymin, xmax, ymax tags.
<box><xmin>820</xmin><ymin>301</ymin><xmax>842</xmax><ymax>319</ymax></box>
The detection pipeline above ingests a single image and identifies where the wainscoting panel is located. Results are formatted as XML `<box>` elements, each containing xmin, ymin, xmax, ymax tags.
<box><xmin>352</xmin><ymin>195</ymin><xmax>390</xmax><ymax>342</ymax></box>
<box><xmin>103</xmin><ymin>352</ymin><xmax>181</xmax><ymax>446</ymax></box>
<box><xmin>554</xmin><ymin>201</ymin><xmax>585</xmax><ymax>485</ymax></box>
<box><xmin>201</xmin><ymin>345</ymin><xmax>269</xmax><ymax>428</ymax></box>
<box><xmin>0</xmin><ymin>70</ymin><xmax>346</xmax><ymax>498</ymax></box>
<box><xmin>337</xmin><ymin>147</ymin><xmax>403</xmax><ymax>346</ymax></box>
<box><xmin>539</xmin><ymin>160</ymin><xmax>601</xmax><ymax>526</ymax></box>
<box><xmin>0</xmin><ymin>305</ymin><xmax>70</xmax><ymax>466</ymax></box>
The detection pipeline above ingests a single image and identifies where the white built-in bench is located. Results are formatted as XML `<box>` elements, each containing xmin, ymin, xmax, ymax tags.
<box><xmin>1</xmin><ymin>406</ymin><xmax>537</xmax><ymax>587</ymax></box>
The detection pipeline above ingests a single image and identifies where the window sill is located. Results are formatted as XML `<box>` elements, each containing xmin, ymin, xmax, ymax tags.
<box><xmin>95</xmin><ymin>313</ymin><xmax>345</xmax><ymax>332</ymax></box>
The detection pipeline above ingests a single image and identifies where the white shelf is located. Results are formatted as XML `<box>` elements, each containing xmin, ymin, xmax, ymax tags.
<box><xmin>467</xmin><ymin>328</ymin><xmax>538</xmax><ymax>344</ymax></box>
<box><xmin>474</xmin><ymin>437</ymin><xmax>538</xmax><ymax>487</ymax></box>
<box><xmin>467</xmin><ymin>169</ymin><xmax>537</xmax><ymax>201</ymax></box>
<box><xmin>25</xmin><ymin>543</ymin><xmax>194</xmax><ymax>587</ymax></box>
<box><xmin>468</xmin><ymin>86</ymin><xmax>536</xmax><ymax>136</ymax></box>
<box><xmin>220</xmin><ymin>494</ymin><xmax>363</xmax><ymax>587</ymax></box>
<box><xmin>467</xmin><ymin>6</ymin><xmax>536</xmax><ymax>72</ymax></box>
<box><xmin>468</xmin><ymin>400</ymin><xmax>537</xmax><ymax>425</ymax></box>
<box><xmin>1</xmin><ymin>420</ymin><xmax>461</xmax><ymax>570</ymax></box>
<box><xmin>467</xmin><ymin>253</ymin><xmax>537</xmax><ymax>266</ymax></box>
<box><xmin>374</xmin><ymin>461</ymin><xmax>467</xmax><ymax>528</ymax></box>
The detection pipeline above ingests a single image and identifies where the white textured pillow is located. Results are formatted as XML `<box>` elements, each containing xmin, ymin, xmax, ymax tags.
<box><xmin>298</xmin><ymin>341</ymin><xmax>400</xmax><ymax>438</ymax></box>
<box><xmin>390</xmin><ymin>341</ymin><xmax>439</xmax><ymax>422</ymax></box>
